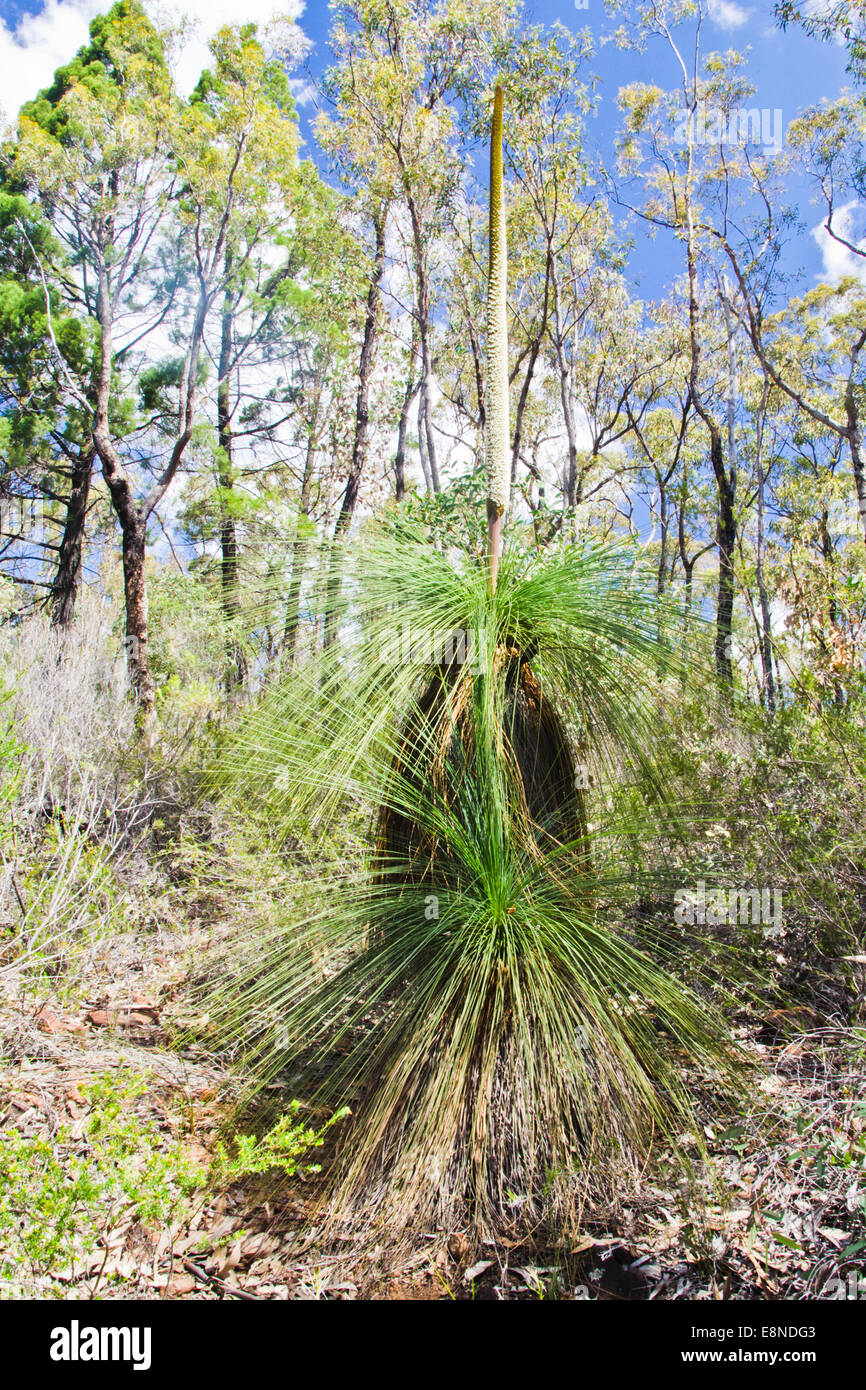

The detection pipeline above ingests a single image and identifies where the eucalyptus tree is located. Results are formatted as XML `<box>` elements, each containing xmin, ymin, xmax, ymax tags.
<box><xmin>770</xmin><ymin>415</ymin><xmax>864</xmax><ymax>705</ymax></box>
<box><xmin>727</xmin><ymin>274</ymin><xmax>866</xmax><ymax>552</ymax></box>
<box><xmin>443</xmin><ymin>22</ymin><xmax>645</xmax><ymax>537</ymax></box>
<box><xmin>275</xmin><ymin>179</ymin><xmax>363</xmax><ymax>670</ymax></box>
<box><xmin>438</xmin><ymin>185</ymin><xmax>567</xmax><ymax>538</ymax></box>
<box><xmin>614</xmin><ymin>6</ymin><xmax>786</xmax><ymax>688</ymax></box>
<box><xmin>735</xmin><ymin>373</ymin><xmax>780</xmax><ymax>711</ymax></box>
<box><xmin>316</xmin><ymin>1</ymin><xmax>514</xmax><ymax>645</ymax></box>
<box><xmin>672</xmin><ymin>63</ymin><xmax>866</xmax><ymax>556</ymax></box>
<box><xmin>776</xmin><ymin>0</ymin><xmax>866</xmax><ymax>85</ymax></box>
<box><xmin>183</xmin><ymin>23</ymin><xmax>304</xmax><ymax>690</ymax></box>
<box><xmin>321</xmin><ymin>0</ymin><xmax>517</xmax><ymax>503</ymax></box>
<box><xmin>628</xmin><ymin>392</ymin><xmax>696</xmax><ymax>600</ymax></box>
<box><xmin>495</xmin><ymin>23</ymin><xmax>597</xmax><ymax>522</ymax></box>
<box><xmin>787</xmin><ymin>90</ymin><xmax>866</xmax><ymax>261</ymax></box>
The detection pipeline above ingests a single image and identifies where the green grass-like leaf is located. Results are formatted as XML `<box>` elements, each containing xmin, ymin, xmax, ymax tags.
<box><xmin>206</xmin><ymin>523</ymin><xmax>748</xmax><ymax>1242</ymax></box>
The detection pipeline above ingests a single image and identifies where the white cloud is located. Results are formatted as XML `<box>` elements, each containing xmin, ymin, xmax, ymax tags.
<box><xmin>0</xmin><ymin>0</ymin><xmax>308</xmax><ymax>126</ymax></box>
<box><xmin>0</xmin><ymin>0</ymin><xmax>102</xmax><ymax>123</ymax></box>
<box><xmin>707</xmin><ymin>0</ymin><xmax>750</xmax><ymax>29</ymax></box>
<box><xmin>812</xmin><ymin>200</ymin><xmax>866</xmax><ymax>283</ymax></box>
<box><xmin>289</xmin><ymin>76</ymin><xmax>316</xmax><ymax>107</ymax></box>
<box><xmin>164</xmin><ymin>1</ymin><xmax>308</xmax><ymax>99</ymax></box>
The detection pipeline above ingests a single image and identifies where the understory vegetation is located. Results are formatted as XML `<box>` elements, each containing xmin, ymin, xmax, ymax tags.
<box><xmin>1</xmin><ymin>563</ymin><xmax>864</xmax><ymax>1299</ymax></box>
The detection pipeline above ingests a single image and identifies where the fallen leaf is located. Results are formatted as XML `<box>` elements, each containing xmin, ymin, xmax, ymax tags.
<box><xmin>166</xmin><ymin>1272</ymin><xmax>197</xmax><ymax>1296</ymax></box>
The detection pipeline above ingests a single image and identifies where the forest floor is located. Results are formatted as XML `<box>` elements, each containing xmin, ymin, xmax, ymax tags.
<box><xmin>2</xmin><ymin>818</ymin><xmax>865</xmax><ymax>1301</ymax></box>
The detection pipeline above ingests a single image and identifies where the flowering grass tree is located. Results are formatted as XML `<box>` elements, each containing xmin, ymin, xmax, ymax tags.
<box><xmin>210</xmin><ymin>90</ymin><xmax>745</xmax><ymax>1248</ymax></box>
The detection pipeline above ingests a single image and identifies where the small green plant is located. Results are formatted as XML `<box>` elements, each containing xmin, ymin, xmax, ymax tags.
<box><xmin>212</xmin><ymin>1102</ymin><xmax>350</xmax><ymax>1181</ymax></box>
<box><xmin>0</xmin><ymin>1070</ymin><xmax>201</xmax><ymax>1298</ymax></box>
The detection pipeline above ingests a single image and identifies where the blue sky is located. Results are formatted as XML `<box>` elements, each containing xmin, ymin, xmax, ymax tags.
<box><xmin>294</xmin><ymin>1</ymin><xmax>852</xmax><ymax>295</ymax></box>
<box><xmin>0</xmin><ymin>0</ymin><xmax>854</xmax><ymax>297</ymax></box>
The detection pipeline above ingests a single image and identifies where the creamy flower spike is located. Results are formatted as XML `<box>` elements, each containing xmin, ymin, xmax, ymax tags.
<box><xmin>485</xmin><ymin>85</ymin><xmax>509</xmax><ymax>588</ymax></box>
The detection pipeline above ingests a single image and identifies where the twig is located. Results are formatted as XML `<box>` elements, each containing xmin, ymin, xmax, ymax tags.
<box><xmin>14</xmin><ymin>220</ymin><xmax>90</xmax><ymax>413</ymax></box>
<box><xmin>180</xmin><ymin>1256</ymin><xmax>261</xmax><ymax>1301</ymax></box>
<box><xmin>10</xmin><ymin>873</ymin><xmax>27</xmax><ymax>919</ymax></box>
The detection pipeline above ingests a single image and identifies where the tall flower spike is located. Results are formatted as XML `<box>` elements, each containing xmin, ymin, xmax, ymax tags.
<box><xmin>485</xmin><ymin>85</ymin><xmax>509</xmax><ymax>592</ymax></box>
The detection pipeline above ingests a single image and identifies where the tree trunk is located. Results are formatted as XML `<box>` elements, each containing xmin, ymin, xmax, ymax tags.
<box><xmin>552</xmin><ymin>276</ymin><xmax>579</xmax><ymax>515</ymax></box>
<box><xmin>323</xmin><ymin>205</ymin><xmax>388</xmax><ymax>648</ymax></box>
<box><xmin>687</xmin><ymin>262</ymin><xmax>736</xmax><ymax>692</ymax></box>
<box><xmin>394</xmin><ymin>331</ymin><xmax>419</xmax><ymax>502</ymax></box>
<box><xmin>93</xmin><ymin>267</ymin><xmax>155</xmax><ymax>727</ymax></box>
<box><xmin>416</xmin><ymin>390</ymin><xmax>432</xmax><ymax>493</ymax></box>
<box><xmin>50</xmin><ymin>445</ymin><xmax>94</xmax><ymax>629</ymax></box>
<box><xmin>657</xmin><ymin>479</ymin><xmax>669</xmax><ymax>598</ymax></box>
<box><xmin>217</xmin><ymin>272</ymin><xmax>246</xmax><ymax>692</ymax></box>
<box><xmin>753</xmin><ymin>388</ymin><xmax>775</xmax><ymax>711</ymax></box>
<box><xmin>406</xmin><ymin>191</ymin><xmax>440</xmax><ymax>494</ymax></box>
<box><xmin>93</xmin><ymin>259</ymin><xmax>203</xmax><ymax>729</ymax></box>
<box><xmin>819</xmin><ymin>511</ymin><xmax>845</xmax><ymax>708</ymax></box>
<box><xmin>121</xmin><ymin>515</ymin><xmax>156</xmax><ymax>724</ymax></box>
<box><xmin>846</xmin><ymin>399</ymin><xmax>866</xmax><ymax>549</ymax></box>
<box><xmin>710</xmin><ymin>424</ymin><xmax>736</xmax><ymax>690</ymax></box>
<box><xmin>511</xmin><ymin>244</ymin><xmax>552</xmax><ymax>488</ymax></box>
<box><xmin>713</xmin><ymin>283</ymin><xmax>739</xmax><ymax>693</ymax></box>
<box><xmin>282</xmin><ymin>434</ymin><xmax>316</xmax><ymax>670</ymax></box>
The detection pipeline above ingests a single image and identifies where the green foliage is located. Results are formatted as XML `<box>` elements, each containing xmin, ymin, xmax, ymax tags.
<box><xmin>0</xmin><ymin>1070</ymin><xmax>200</xmax><ymax>1298</ymax></box>
<box><xmin>0</xmin><ymin>680</ymin><xmax>24</xmax><ymax>849</ymax></box>
<box><xmin>776</xmin><ymin>0</ymin><xmax>866</xmax><ymax>86</ymax></box>
<box><xmin>212</xmin><ymin>1103</ymin><xmax>350</xmax><ymax>1180</ymax></box>
<box><xmin>402</xmin><ymin>467</ymin><xmax>489</xmax><ymax>556</ymax></box>
<box><xmin>209</xmin><ymin>522</ymin><xmax>747</xmax><ymax>1243</ymax></box>
<box><xmin>20</xmin><ymin>1</ymin><xmax>168</xmax><ymax>144</ymax></box>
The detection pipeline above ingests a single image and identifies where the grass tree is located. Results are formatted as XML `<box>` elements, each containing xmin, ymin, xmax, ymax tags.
<box><xmin>210</xmin><ymin>89</ymin><xmax>745</xmax><ymax>1250</ymax></box>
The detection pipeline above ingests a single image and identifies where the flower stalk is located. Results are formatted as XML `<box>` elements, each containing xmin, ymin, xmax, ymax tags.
<box><xmin>485</xmin><ymin>85</ymin><xmax>509</xmax><ymax>592</ymax></box>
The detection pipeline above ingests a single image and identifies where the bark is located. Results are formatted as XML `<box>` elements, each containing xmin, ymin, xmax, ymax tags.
<box><xmin>394</xmin><ymin>330</ymin><xmax>420</xmax><ymax>502</ymax></box>
<box><xmin>819</xmin><ymin>511</ymin><xmax>845</xmax><ymax>708</ymax></box>
<box><xmin>323</xmin><ymin>204</ymin><xmax>388</xmax><ymax>648</ymax></box>
<box><xmin>686</xmin><ymin>237</ymin><xmax>736</xmax><ymax>691</ymax></box>
<box><xmin>405</xmin><ymin>191</ymin><xmax>440</xmax><ymax>494</ymax></box>
<box><xmin>50</xmin><ymin>444</ymin><xmax>94</xmax><ymax>629</ymax></box>
<box><xmin>120</xmin><ymin>514</ymin><xmax>155</xmax><ymax>716</ymax></box>
<box><xmin>710</xmin><ymin>422</ymin><xmax>737</xmax><ymax>690</ymax></box>
<box><xmin>658</xmin><ymin>481</ymin><xmax>669</xmax><ymax>598</ymax></box>
<box><xmin>416</xmin><ymin>390</ymin><xmax>432</xmax><ymax>493</ymax></box>
<box><xmin>282</xmin><ymin>434</ymin><xmax>316</xmax><ymax>670</ymax></box>
<box><xmin>217</xmin><ymin>269</ymin><xmax>247</xmax><ymax>692</ymax></box>
<box><xmin>551</xmin><ymin>271</ymin><xmax>579</xmax><ymax>515</ymax></box>
<box><xmin>846</xmin><ymin>394</ymin><xmax>866</xmax><ymax>546</ymax></box>
<box><xmin>93</xmin><ymin>256</ymin><xmax>207</xmax><ymax>729</ymax></box>
<box><xmin>716</xmin><ymin>285</ymin><xmax>740</xmax><ymax>691</ymax></box>
<box><xmin>677</xmin><ymin>472</ymin><xmax>715</xmax><ymax>685</ymax></box>
<box><xmin>753</xmin><ymin>385</ymin><xmax>775</xmax><ymax>711</ymax></box>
